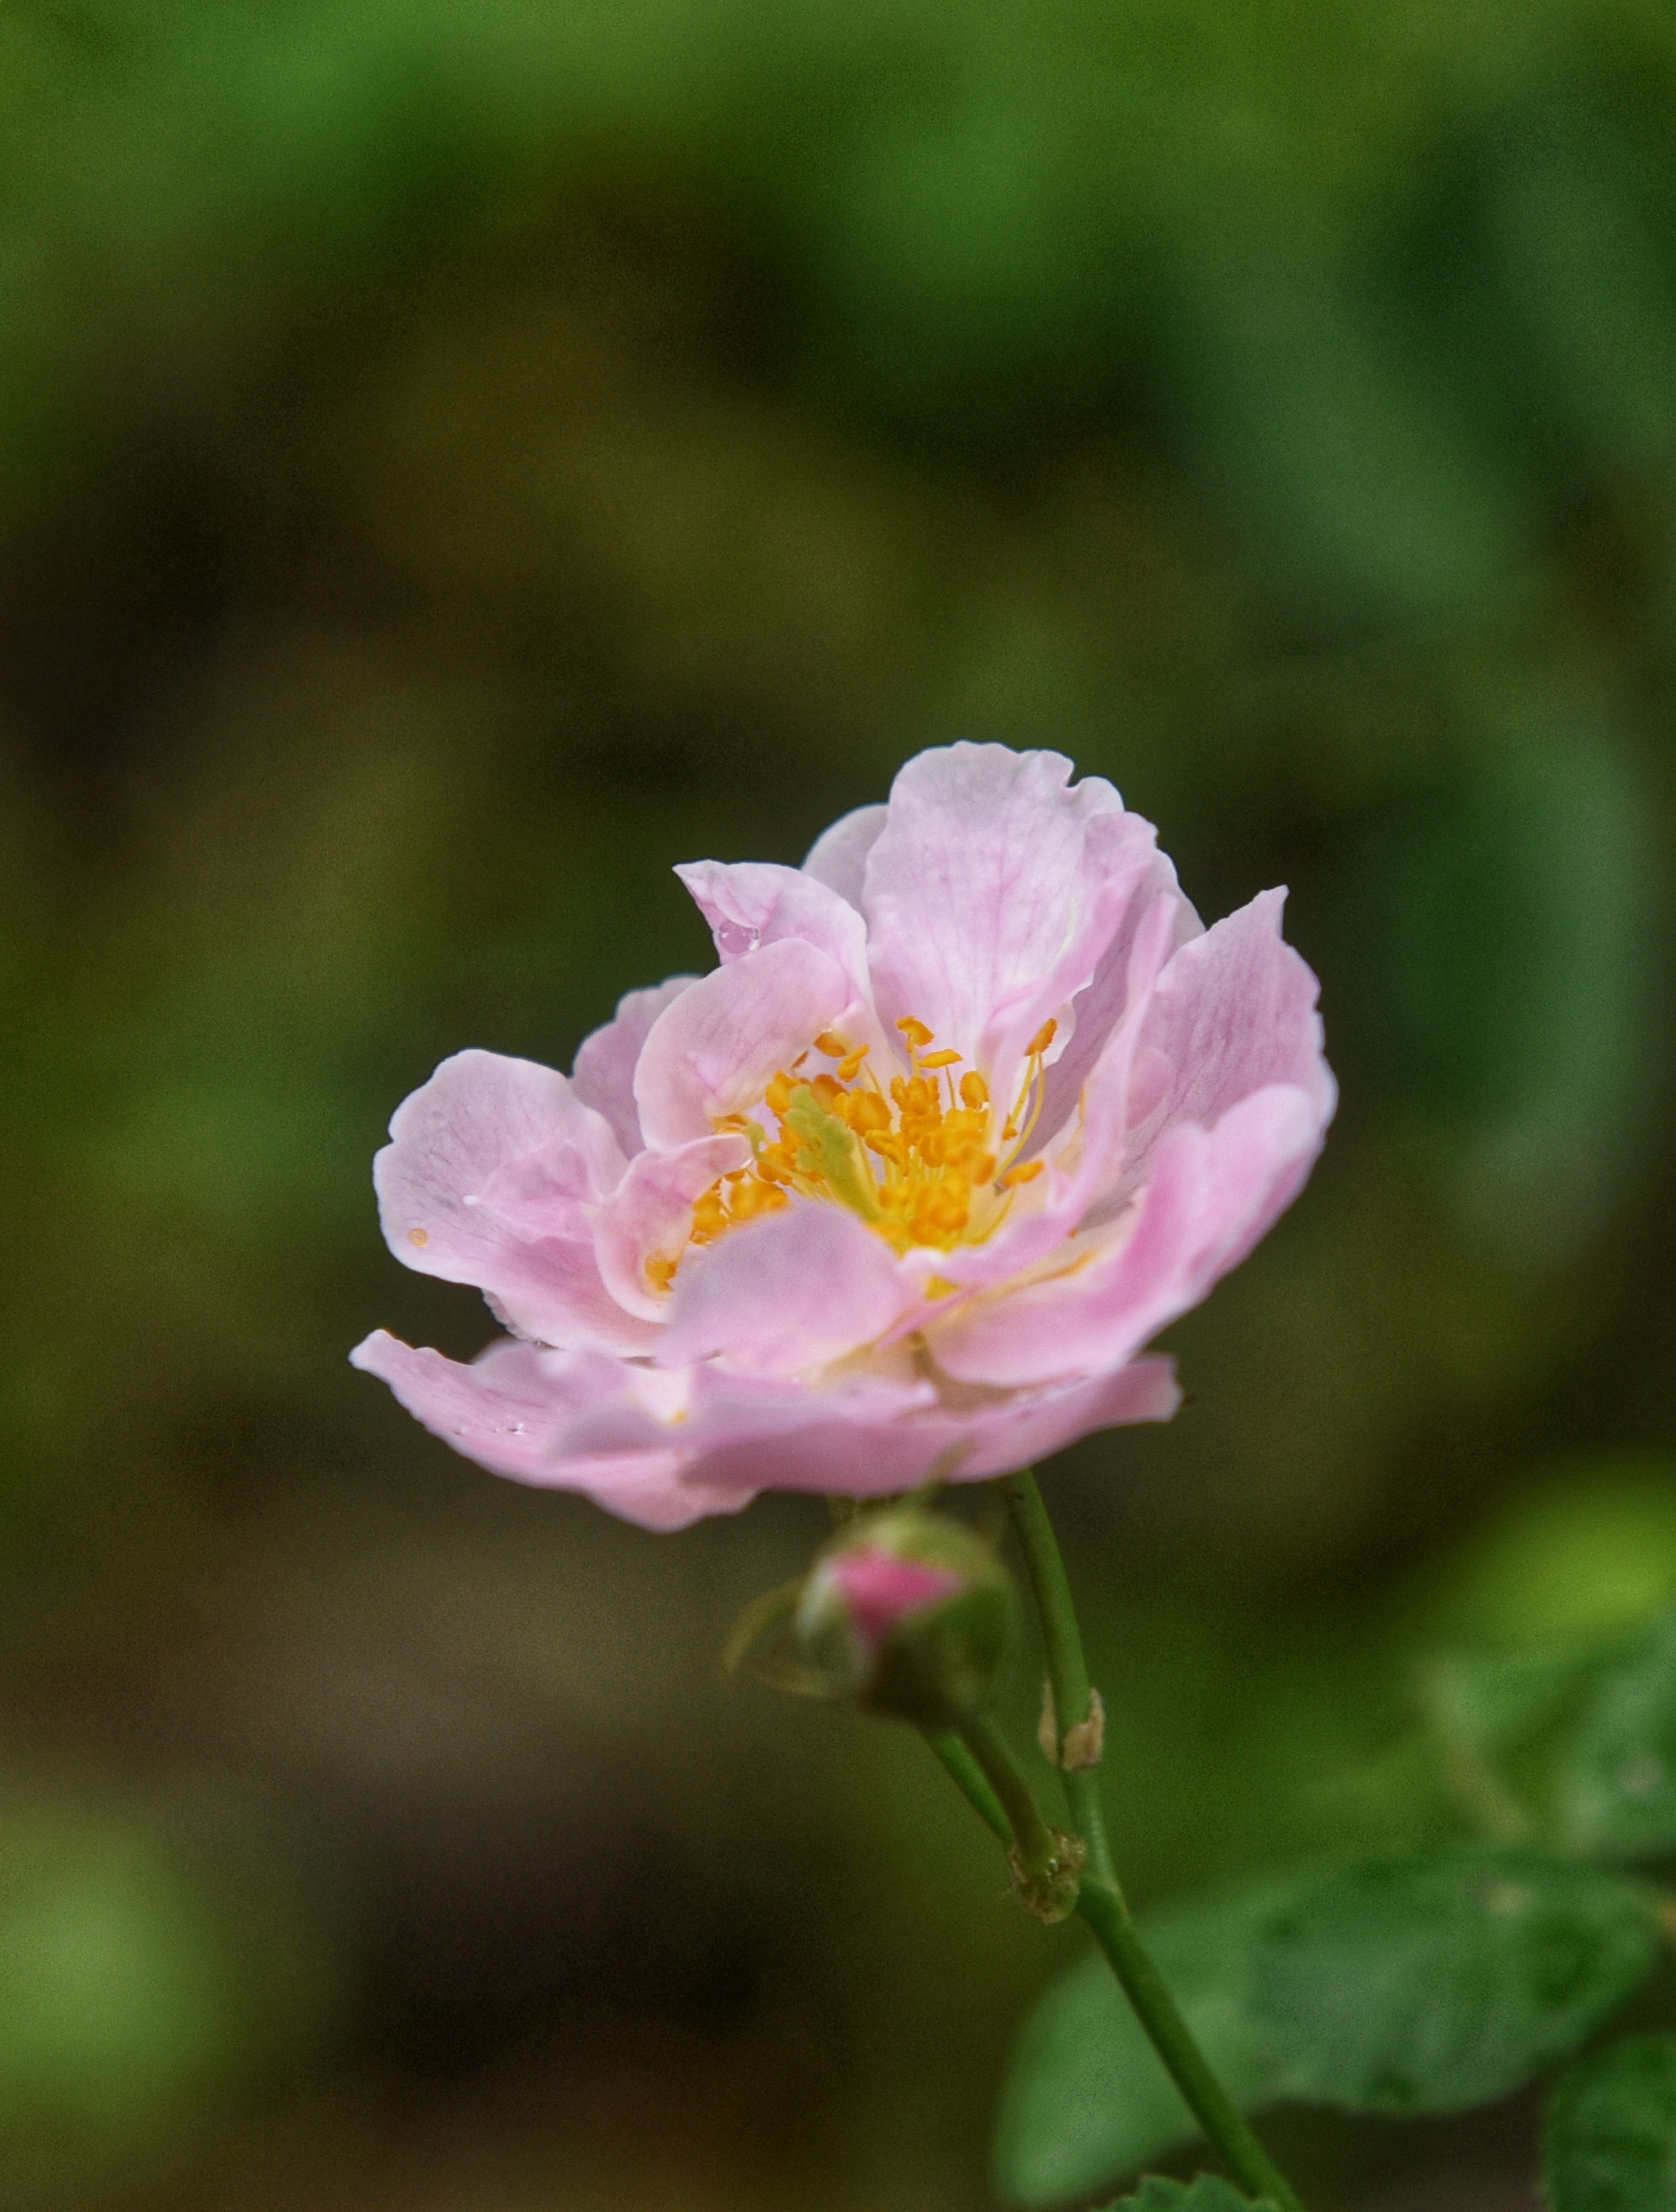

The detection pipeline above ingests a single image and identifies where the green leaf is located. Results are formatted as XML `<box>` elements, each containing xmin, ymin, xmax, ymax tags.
<box><xmin>994</xmin><ymin>1849</ymin><xmax>1662</xmax><ymax>2209</ymax></box>
<box><xmin>1559</xmin><ymin>1605</ymin><xmax>1676</xmax><ymax>1857</ymax></box>
<box><xmin>1099</xmin><ymin>2180</ymin><xmax>1270</xmax><ymax>2210</ymax></box>
<box><xmin>993</xmin><ymin>1879</ymin><xmax>1291</xmax><ymax>2209</ymax></box>
<box><xmin>1250</xmin><ymin>1849</ymin><xmax>1662</xmax><ymax>2113</ymax></box>
<box><xmin>1429</xmin><ymin>1643</ymin><xmax>1612</xmax><ymax>1762</ymax></box>
<box><xmin>1546</xmin><ymin>2037</ymin><xmax>1676</xmax><ymax>2212</ymax></box>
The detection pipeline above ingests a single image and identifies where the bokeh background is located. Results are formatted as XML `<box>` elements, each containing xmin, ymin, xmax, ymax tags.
<box><xmin>3</xmin><ymin>1</ymin><xmax>1676</xmax><ymax>2206</ymax></box>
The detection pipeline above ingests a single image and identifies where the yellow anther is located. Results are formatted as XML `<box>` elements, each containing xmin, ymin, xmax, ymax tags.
<box><xmin>765</xmin><ymin>1069</ymin><xmax>797</xmax><ymax>1117</ymax></box>
<box><xmin>846</xmin><ymin>1090</ymin><xmax>890</xmax><ymax>1134</ymax></box>
<box><xmin>408</xmin><ymin>1227</ymin><xmax>430</xmax><ymax>1248</ymax></box>
<box><xmin>729</xmin><ymin>1177</ymin><xmax>790</xmax><ymax>1223</ymax></box>
<box><xmin>664</xmin><ymin>1009</ymin><xmax>1060</xmax><ymax>1278</ymax></box>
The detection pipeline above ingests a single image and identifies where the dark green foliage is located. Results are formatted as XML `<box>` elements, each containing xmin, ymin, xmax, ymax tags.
<box><xmin>1560</xmin><ymin>1605</ymin><xmax>1676</xmax><ymax>1856</ymax></box>
<box><xmin>1546</xmin><ymin>2037</ymin><xmax>1676</xmax><ymax>2212</ymax></box>
<box><xmin>1100</xmin><ymin>2179</ymin><xmax>1269</xmax><ymax>2211</ymax></box>
<box><xmin>994</xmin><ymin>1878</ymin><xmax>1291</xmax><ymax>2207</ymax></box>
<box><xmin>995</xmin><ymin>1849</ymin><xmax>1662</xmax><ymax>2205</ymax></box>
<box><xmin>1249</xmin><ymin>1849</ymin><xmax>1662</xmax><ymax>2113</ymax></box>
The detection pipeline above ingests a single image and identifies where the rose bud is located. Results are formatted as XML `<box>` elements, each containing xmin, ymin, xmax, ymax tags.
<box><xmin>794</xmin><ymin>1509</ymin><xmax>1016</xmax><ymax>1728</ymax></box>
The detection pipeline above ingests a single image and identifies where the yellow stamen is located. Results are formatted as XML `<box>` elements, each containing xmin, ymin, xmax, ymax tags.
<box><xmin>660</xmin><ymin>1013</ymin><xmax>1058</xmax><ymax>1284</ymax></box>
<box><xmin>408</xmin><ymin>1227</ymin><xmax>429</xmax><ymax>1247</ymax></box>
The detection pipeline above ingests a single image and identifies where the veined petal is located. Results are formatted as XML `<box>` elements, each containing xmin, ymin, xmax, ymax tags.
<box><xmin>591</xmin><ymin>1133</ymin><xmax>753</xmax><ymax>1318</ymax></box>
<box><xmin>676</xmin><ymin>860</ymin><xmax>868</xmax><ymax>976</ymax></box>
<box><xmin>802</xmin><ymin>802</ymin><xmax>887</xmax><ymax>910</ymax></box>
<box><xmin>657</xmin><ymin>1202</ymin><xmax>917</xmax><ymax>1376</ymax></box>
<box><xmin>861</xmin><ymin>743</ymin><xmax>1141</xmax><ymax>1085</ymax></box>
<box><xmin>571</xmin><ymin>976</ymin><xmax>699</xmax><ymax>1158</ymax></box>
<box><xmin>373</xmin><ymin>1049</ymin><xmax>650</xmax><ymax>1350</ymax></box>
<box><xmin>349</xmin><ymin>1332</ymin><xmax>753</xmax><ymax>1530</ymax></box>
<box><xmin>929</xmin><ymin>1085</ymin><xmax>1327</xmax><ymax>1386</ymax></box>
<box><xmin>634</xmin><ymin>936</ymin><xmax>855</xmax><ymax>1148</ymax></box>
<box><xmin>1032</xmin><ymin>858</ymin><xmax>1202</xmax><ymax>1148</ymax></box>
<box><xmin>655</xmin><ymin>1353</ymin><xmax>1178</xmax><ymax>1499</ymax></box>
<box><xmin>1103</xmin><ymin>888</ymin><xmax>1335</xmax><ymax>1210</ymax></box>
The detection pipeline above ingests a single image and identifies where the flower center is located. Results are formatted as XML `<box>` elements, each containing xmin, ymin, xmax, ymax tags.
<box><xmin>646</xmin><ymin>1016</ymin><xmax>1056</xmax><ymax>1292</ymax></box>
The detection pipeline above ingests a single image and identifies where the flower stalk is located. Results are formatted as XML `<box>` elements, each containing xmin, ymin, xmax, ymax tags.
<box><xmin>925</xmin><ymin>1468</ymin><xmax>1307</xmax><ymax>2212</ymax></box>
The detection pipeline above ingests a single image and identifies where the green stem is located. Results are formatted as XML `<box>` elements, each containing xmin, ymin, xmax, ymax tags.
<box><xmin>997</xmin><ymin>1467</ymin><xmax>1307</xmax><ymax>2212</ymax></box>
<box><xmin>959</xmin><ymin>1712</ymin><xmax>1060</xmax><ymax>1875</ymax></box>
<box><xmin>1002</xmin><ymin>1468</ymin><xmax>1114</xmax><ymax>1881</ymax></box>
<box><xmin>1075</xmin><ymin>1879</ymin><xmax>1303</xmax><ymax>2212</ymax></box>
<box><xmin>924</xmin><ymin>1730</ymin><xmax>1011</xmax><ymax>1844</ymax></box>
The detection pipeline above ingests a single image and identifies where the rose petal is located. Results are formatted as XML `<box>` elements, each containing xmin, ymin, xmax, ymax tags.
<box><xmin>591</xmin><ymin>1133</ymin><xmax>753</xmax><ymax>1319</ymax></box>
<box><xmin>657</xmin><ymin>1201</ymin><xmax>917</xmax><ymax>1376</ymax></box>
<box><xmin>660</xmin><ymin>1353</ymin><xmax>1179</xmax><ymax>1499</ymax></box>
<box><xmin>372</xmin><ymin>1049</ymin><xmax>651</xmax><ymax>1351</ymax></box>
<box><xmin>350</xmin><ymin>1331</ymin><xmax>755</xmax><ymax>1530</ymax></box>
<box><xmin>634</xmin><ymin>936</ymin><xmax>855</xmax><ymax>1148</ymax></box>
<box><xmin>1119</xmin><ymin>888</ymin><xmax>1334</xmax><ymax>1190</ymax></box>
<box><xmin>930</xmin><ymin>1085</ymin><xmax>1327</xmax><ymax>1385</ymax></box>
<box><xmin>860</xmin><ymin>744</ymin><xmax>1132</xmax><ymax>1072</ymax></box>
<box><xmin>802</xmin><ymin>802</ymin><xmax>887</xmax><ymax>910</ymax></box>
<box><xmin>571</xmin><ymin>976</ymin><xmax>699</xmax><ymax>1158</ymax></box>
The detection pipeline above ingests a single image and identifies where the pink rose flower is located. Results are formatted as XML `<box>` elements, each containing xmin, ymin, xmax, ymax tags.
<box><xmin>353</xmin><ymin>744</ymin><xmax>1335</xmax><ymax>1529</ymax></box>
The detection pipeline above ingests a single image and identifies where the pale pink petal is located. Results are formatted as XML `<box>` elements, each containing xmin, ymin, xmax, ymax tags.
<box><xmin>374</xmin><ymin>1050</ymin><xmax>624</xmax><ymax>1267</ymax></box>
<box><xmin>1032</xmin><ymin>862</ymin><xmax>1202</xmax><ymax>1148</ymax></box>
<box><xmin>1113</xmin><ymin>889</ymin><xmax>1335</xmax><ymax>1203</ymax></box>
<box><xmin>372</xmin><ymin>1049</ymin><xmax>652</xmax><ymax>1352</ymax></box>
<box><xmin>591</xmin><ymin>1133</ymin><xmax>753</xmax><ymax>1318</ymax></box>
<box><xmin>657</xmin><ymin>1202</ymin><xmax>918</xmax><ymax>1376</ymax></box>
<box><xmin>894</xmin><ymin>887</ymin><xmax>1187</xmax><ymax>1307</ymax></box>
<box><xmin>802</xmin><ymin>802</ymin><xmax>887</xmax><ymax>910</ymax></box>
<box><xmin>861</xmin><ymin>744</ymin><xmax>1163</xmax><ymax>1106</ymax></box>
<box><xmin>350</xmin><ymin>1332</ymin><xmax>755</xmax><ymax>1530</ymax></box>
<box><xmin>571</xmin><ymin>977</ymin><xmax>699</xmax><ymax>1158</ymax></box>
<box><xmin>930</xmin><ymin>1085</ymin><xmax>1327</xmax><ymax>1386</ymax></box>
<box><xmin>676</xmin><ymin>861</ymin><xmax>867</xmax><ymax>976</ymax></box>
<box><xmin>955</xmin><ymin>1355</ymin><xmax>1181</xmax><ymax>1475</ymax></box>
<box><xmin>633</xmin><ymin>936</ymin><xmax>854</xmax><ymax>1149</ymax></box>
<box><xmin>660</xmin><ymin>1354</ymin><xmax>1179</xmax><ymax>1499</ymax></box>
<box><xmin>352</xmin><ymin>1329</ymin><xmax>582</xmax><ymax>1480</ymax></box>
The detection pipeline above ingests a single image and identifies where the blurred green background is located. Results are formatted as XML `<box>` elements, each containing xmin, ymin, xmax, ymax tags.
<box><xmin>3</xmin><ymin>1</ymin><xmax>1675</xmax><ymax>2205</ymax></box>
